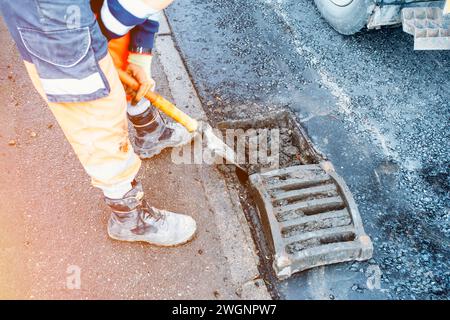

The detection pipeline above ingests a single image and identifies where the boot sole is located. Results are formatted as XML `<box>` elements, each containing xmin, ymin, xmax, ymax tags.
<box><xmin>137</xmin><ymin>144</ymin><xmax>167</xmax><ymax>160</ymax></box>
<box><xmin>107</xmin><ymin>229</ymin><xmax>197</xmax><ymax>247</ymax></box>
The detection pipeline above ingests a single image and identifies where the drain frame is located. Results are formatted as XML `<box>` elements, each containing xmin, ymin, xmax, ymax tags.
<box><xmin>217</xmin><ymin>110</ymin><xmax>373</xmax><ymax>280</ymax></box>
<box><xmin>249</xmin><ymin>162</ymin><xmax>373</xmax><ymax>280</ymax></box>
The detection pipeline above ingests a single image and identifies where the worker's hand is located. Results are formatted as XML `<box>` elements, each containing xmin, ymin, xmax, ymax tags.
<box><xmin>128</xmin><ymin>53</ymin><xmax>155</xmax><ymax>89</ymax></box>
<box><xmin>124</xmin><ymin>63</ymin><xmax>154</xmax><ymax>105</ymax></box>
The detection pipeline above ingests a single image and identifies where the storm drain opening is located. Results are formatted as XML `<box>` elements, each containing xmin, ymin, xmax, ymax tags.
<box><xmin>217</xmin><ymin>110</ymin><xmax>373</xmax><ymax>281</ymax></box>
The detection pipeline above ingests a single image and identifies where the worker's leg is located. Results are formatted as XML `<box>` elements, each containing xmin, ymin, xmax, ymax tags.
<box><xmin>24</xmin><ymin>53</ymin><xmax>196</xmax><ymax>246</ymax></box>
<box><xmin>1</xmin><ymin>0</ymin><xmax>196</xmax><ymax>246</ymax></box>
<box><xmin>109</xmin><ymin>34</ymin><xmax>193</xmax><ymax>160</ymax></box>
<box><xmin>24</xmin><ymin>54</ymin><xmax>140</xmax><ymax>199</ymax></box>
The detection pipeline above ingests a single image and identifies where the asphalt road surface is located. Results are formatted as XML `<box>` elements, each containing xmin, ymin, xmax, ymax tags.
<box><xmin>166</xmin><ymin>0</ymin><xmax>450</xmax><ymax>299</ymax></box>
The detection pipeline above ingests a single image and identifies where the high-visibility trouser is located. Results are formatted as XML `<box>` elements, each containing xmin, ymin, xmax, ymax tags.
<box><xmin>0</xmin><ymin>0</ymin><xmax>141</xmax><ymax>198</ymax></box>
<box><xmin>24</xmin><ymin>53</ymin><xmax>142</xmax><ymax>199</ymax></box>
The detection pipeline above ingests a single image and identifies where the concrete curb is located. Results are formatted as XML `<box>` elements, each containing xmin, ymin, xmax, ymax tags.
<box><xmin>154</xmin><ymin>13</ymin><xmax>271</xmax><ymax>300</ymax></box>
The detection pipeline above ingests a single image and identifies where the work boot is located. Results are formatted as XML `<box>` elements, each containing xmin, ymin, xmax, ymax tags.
<box><xmin>128</xmin><ymin>99</ymin><xmax>193</xmax><ymax>159</ymax></box>
<box><xmin>104</xmin><ymin>181</ymin><xmax>197</xmax><ymax>246</ymax></box>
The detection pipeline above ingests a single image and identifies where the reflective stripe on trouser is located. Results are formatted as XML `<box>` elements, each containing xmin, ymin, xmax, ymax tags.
<box><xmin>24</xmin><ymin>53</ymin><xmax>141</xmax><ymax>198</ymax></box>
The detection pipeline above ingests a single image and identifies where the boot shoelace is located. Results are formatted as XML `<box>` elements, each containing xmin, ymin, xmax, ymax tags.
<box><xmin>137</xmin><ymin>200</ymin><xmax>167</xmax><ymax>230</ymax></box>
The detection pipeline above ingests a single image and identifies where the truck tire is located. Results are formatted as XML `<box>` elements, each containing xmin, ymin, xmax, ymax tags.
<box><xmin>314</xmin><ymin>0</ymin><xmax>374</xmax><ymax>35</ymax></box>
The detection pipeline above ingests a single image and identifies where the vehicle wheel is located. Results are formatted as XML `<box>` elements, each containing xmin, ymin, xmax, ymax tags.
<box><xmin>314</xmin><ymin>0</ymin><xmax>374</xmax><ymax>35</ymax></box>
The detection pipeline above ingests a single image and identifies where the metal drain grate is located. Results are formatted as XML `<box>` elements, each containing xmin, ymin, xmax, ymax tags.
<box><xmin>249</xmin><ymin>162</ymin><xmax>373</xmax><ymax>279</ymax></box>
